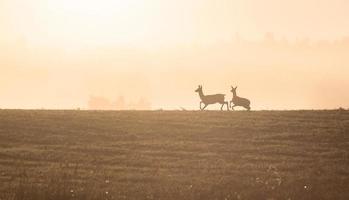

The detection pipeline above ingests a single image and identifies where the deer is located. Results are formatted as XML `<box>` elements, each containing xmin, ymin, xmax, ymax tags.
<box><xmin>230</xmin><ymin>86</ymin><xmax>251</xmax><ymax>111</ymax></box>
<box><xmin>195</xmin><ymin>85</ymin><xmax>229</xmax><ymax>111</ymax></box>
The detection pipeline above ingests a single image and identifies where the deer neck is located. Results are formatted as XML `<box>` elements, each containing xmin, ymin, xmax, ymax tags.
<box><xmin>198</xmin><ymin>90</ymin><xmax>205</xmax><ymax>100</ymax></box>
<box><xmin>232</xmin><ymin>91</ymin><xmax>237</xmax><ymax>98</ymax></box>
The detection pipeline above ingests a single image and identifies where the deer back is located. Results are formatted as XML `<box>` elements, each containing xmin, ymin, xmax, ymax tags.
<box><xmin>232</xmin><ymin>96</ymin><xmax>250</xmax><ymax>106</ymax></box>
<box><xmin>202</xmin><ymin>94</ymin><xmax>225</xmax><ymax>104</ymax></box>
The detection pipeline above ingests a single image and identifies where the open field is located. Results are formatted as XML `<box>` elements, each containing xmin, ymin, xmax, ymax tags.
<box><xmin>0</xmin><ymin>110</ymin><xmax>348</xmax><ymax>200</ymax></box>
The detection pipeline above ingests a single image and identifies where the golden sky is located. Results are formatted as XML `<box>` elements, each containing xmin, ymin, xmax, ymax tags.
<box><xmin>1</xmin><ymin>0</ymin><xmax>349</xmax><ymax>110</ymax></box>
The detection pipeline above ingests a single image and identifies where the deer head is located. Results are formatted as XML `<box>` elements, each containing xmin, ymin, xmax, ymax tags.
<box><xmin>230</xmin><ymin>86</ymin><xmax>237</xmax><ymax>93</ymax></box>
<box><xmin>195</xmin><ymin>85</ymin><xmax>203</xmax><ymax>93</ymax></box>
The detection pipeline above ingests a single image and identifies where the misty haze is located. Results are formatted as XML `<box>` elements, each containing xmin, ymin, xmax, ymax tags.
<box><xmin>2</xmin><ymin>35</ymin><xmax>349</xmax><ymax>110</ymax></box>
<box><xmin>0</xmin><ymin>0</ymin><xmax>348</xmax><ymax>200</ymax></box>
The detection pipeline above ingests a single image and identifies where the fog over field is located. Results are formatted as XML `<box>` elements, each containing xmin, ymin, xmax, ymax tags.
<box><xmin>2</xmin><ymin>37</ymin><xmax>349</xmax><ymax>110</ymax></box>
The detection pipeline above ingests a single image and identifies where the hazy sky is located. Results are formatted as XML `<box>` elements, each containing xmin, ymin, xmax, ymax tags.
<box><xmin>2</xmin><ymin>0</ymin><xmax>349</xmax><ymax>45</ymax></box>
<box><xmin>1</xmin><ymin>0</ymin><xmax>349</xmax><ymax>109</ymax></box>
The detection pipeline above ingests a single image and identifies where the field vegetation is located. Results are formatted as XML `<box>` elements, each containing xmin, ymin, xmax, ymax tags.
<box><xmin>0</xmin><ymin>110</ymin><xmax>348</xmax><ymax>199</ymax></box>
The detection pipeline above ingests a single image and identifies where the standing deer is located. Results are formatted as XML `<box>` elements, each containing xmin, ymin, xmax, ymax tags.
<box><xmin>195</xmin><ymin>85</ymin><xmax>229</xmax><ymax>111</ymax></box>
<box><xmin>230</xmin><ymin>86</ymin><xmax>251</xmax><ymax>111</ymax></box>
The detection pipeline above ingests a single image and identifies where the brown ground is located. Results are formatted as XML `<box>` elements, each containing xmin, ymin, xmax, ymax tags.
<box><xmin>0</xmin><ymin>110</ymin><xmax>348</xmax><ymax>200</ymax></box>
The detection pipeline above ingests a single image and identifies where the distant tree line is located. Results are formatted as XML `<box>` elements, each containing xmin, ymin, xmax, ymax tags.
<box><xmin>88</xmin><ymin>96</ymin><xmax>151</xmax><ymax>110</ymax></box>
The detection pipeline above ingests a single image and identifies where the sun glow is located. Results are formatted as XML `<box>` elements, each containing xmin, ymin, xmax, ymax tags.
<box><xmin>48</xmin><ymin>0</ymin><xmax>136</xmax><ymax>18</ymax></box>
<box><xmin>43</xmin><ymin>0</ymin><xmax>149</xmax><ymax>45</ymax></box>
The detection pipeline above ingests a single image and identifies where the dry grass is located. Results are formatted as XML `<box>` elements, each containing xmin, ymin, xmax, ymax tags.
<box><xmin>0</xmin><ymin>110</ymin><xmax>348</xmax><ymax>199</ymax></box>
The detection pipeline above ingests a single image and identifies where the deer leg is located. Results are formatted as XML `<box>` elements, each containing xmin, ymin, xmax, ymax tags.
<box><xmin>202</xmin><ymin>104</ymin><xmax>208</xmax><ymax>110</ymax></box>
<box><xmin>231</xmin><ymin>105</ymin><xmax>236</xmax><ymax>111</ymax></box>
<box><xmin>226</xmin><ymin>102</ymin><xmax>229</xmax><ymax>111</ymax></box>
<box><xmin>200</xmin><ymin>102</ymin><xmax>205</xmax><ymax>110</ymax></box>
<box><xmin>220</xmin><ymin>103</ymin><xmax>224</xmax><ymax>111</ymax></box>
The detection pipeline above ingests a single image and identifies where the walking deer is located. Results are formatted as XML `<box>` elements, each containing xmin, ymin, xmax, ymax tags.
<box><xmin>195</xmin><ymin>85</ymin><xmax>229</xmax><ymax>111</ymax></box>
<box><xmin>230</xmin><ymin>86</ymin><xmax>251</xmax><ymax>111</ymax></box>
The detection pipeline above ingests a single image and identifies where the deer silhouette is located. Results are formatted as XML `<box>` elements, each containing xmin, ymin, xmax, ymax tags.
<box><xmin>230</xmin><ymin>86</ymin><xmax>251</xmax><ymax>111</ymax></box>
<box><xmin>195</xmin><ymin>85</ymin><xmax>229</xmax><ymax>111</ymax></box>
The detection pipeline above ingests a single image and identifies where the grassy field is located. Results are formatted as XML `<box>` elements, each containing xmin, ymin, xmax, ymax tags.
<box><xmin>0</xmin><ymin>110</ymin><xmax>348</xmax><ymax>200</ymax></box>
